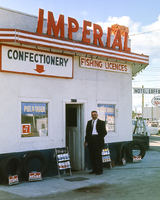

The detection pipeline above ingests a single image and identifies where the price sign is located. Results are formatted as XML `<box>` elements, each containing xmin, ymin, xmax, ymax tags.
<box><xmin>29</xmin><ymin>172</ymin><xmax>42</xmax><ymax>181</ymax></box>
<box><xmin>133</xmin><ymin>156</ymin><xmax>141</xmax><ymax>162</ymax></box>
<box><xmin>9</xmin><ymin>175</ymin><xmax>19</xmax><ymax>185</ymax></box>
<box><xmin>122</xmin><ymin>158</ymin><xmax>126</xmax><ymax>165</ymax></box>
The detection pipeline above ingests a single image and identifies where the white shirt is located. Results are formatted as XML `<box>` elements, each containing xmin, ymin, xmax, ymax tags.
<box><xmin>92</xmin><ymin>119</ymin><xmax>98</xmax><ymax>135</ymax></box>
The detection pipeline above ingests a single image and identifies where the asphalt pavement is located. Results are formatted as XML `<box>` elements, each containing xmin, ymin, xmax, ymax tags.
<box><xmin>0</xmin><ymin>135</ymin><xmax>160</xmax><ymax>199</ymax></box>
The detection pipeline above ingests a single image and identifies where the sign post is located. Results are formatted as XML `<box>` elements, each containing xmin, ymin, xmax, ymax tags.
<box><xmin>142</xmin><ymin>85</ymin><xmax>144</xmax><ymax>118</ymax></box>
<box><xmin>133</xmin><ymin>87</ymin><xmax>160</xmax><ymax>118</ymax></box>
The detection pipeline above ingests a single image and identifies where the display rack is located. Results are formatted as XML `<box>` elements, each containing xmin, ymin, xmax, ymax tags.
<box><xmin>55</xmin><ymin>147</ymin><xmax>72</xmax><ymax>178</ymax></box>
<box><xmin>102</xmin><ymin>147</ymin><xmax>112</xmax><ymax>169</ymax></box>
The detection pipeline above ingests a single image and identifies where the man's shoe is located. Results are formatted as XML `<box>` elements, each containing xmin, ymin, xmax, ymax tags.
<box><xmin>89</xmin><ymin>171</ymin><xmax>96</xmax><ymax>174</ymax></box>
<box><xmin>96</xmin><ymin>171</ymin><xmax>103</xmax><ymax>175</ymax></box>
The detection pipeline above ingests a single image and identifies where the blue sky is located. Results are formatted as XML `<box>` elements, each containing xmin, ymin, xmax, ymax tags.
<box><xmin>0</xmin><ymin>0</ymin><xmax>159</xmax><ymax>26</ymax></box>
<box><xmin>1</xmin><ymin>0</ymin><xmax>160</xmax><ymax>112</ymax></box>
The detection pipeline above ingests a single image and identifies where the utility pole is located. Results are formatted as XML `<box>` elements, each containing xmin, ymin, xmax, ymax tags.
<box><xmin>142</xmin><ymin>85</ymin><xmax>144</xmax><ymax>119</ymax></box>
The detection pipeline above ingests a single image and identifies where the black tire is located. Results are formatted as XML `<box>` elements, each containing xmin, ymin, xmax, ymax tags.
<box><xmin>0</xmin><ymin>155</ymin><xmax>22</xmax><ymax>183</ymax></box>
<box><xmin>22</xmin><ymin>151</ymin><xmax>48</xmax><ymax>177</ymax></box>
<box><xmin>126</xmin><ymin>141</ymin><xmax>146</xmax><ymax>160</ymax></box>
<box><xmin>117</xmin><ymin>142</ymin><xmax>126</xmax><ymax>164</ymax></box>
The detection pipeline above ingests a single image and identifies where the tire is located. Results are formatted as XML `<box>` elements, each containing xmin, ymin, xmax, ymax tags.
<box><xmin>22</xmin><ymin>151</ymin><xmax>48</xmax><ymax>177</ymax></box>
<box><xmin>117</xmin><ymin>142</ymin><xmax>126</xmax><ymax>164</ymax></box>
<box><xmin>126</xmin><ymin>141</ymin><xmax>146</xmax><ymax>160</ymax></box>
<box><xmin>0</xmin><ymin>155</ymin><xmax>22</xmax><ymax>183</ymax></box>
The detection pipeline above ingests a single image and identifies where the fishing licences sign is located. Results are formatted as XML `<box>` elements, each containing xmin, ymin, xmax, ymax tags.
<box><xmin>1</xmin><ymin>45</ymin><xmax>73</xmax><ymax>78</ymax></box>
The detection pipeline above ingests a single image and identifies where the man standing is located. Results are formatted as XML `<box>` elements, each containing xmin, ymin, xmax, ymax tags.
<box><xmin>84</xmin><ymin>111</ymin><xmax>107</xmax><ymax>175</ymax></box>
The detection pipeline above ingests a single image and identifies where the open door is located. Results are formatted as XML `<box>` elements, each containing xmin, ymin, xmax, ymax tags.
<box><xmin>66</xmin><ymin>104</ymin><xmax>83</xmax><ymax>170</ymax></box>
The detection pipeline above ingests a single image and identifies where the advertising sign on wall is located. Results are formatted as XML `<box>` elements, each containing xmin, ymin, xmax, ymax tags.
<box><xmin>1</xmin><ymin>45</ymin><xmax>73</xmax><ymax>78</ymax></box>
<box><xmin>133</xmin><ymin>88</ymin><xmax>160</xmax><ymax>94</ymax></box>
<box><xmin>22</xmin><ymin>124</ymin><xmax>31</xmax><ymax>134</ymax></box>
<box><xmin>80</xmin><ymin>57</ymin><xmax>130</xmax><ymax>74</ymax></box>
<box><xmin>21</xmin><ymin>102</ymin><xmax>47</xmax><ymax>115</ymax></box>
<box><xmin>97</xmin><ymin>104</ymin><xmax>115</xmax><ymax>132</ymax></box>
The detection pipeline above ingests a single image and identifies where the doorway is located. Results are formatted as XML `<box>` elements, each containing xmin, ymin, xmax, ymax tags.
<box><xmin>66</xmin><ymin>104</ymin><xmax>84</xmax><ymax>170</ymax></box>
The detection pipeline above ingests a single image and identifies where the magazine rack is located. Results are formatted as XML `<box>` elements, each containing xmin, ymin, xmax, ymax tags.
<box><xmin>102</xmin><ymin>146</ymin><xmax>112</xmax><ymax>169</ymax></box>
<box><xmin>55</xmin><ymin>147</ymin><xmax>72</xmax><ymax>178</ymax></box>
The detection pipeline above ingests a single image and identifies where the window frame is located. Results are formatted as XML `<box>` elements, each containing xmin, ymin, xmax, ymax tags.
<box><xmin>97</xmin><ymin>100</ymin><xmax>118</xmax><ymax>136</ymax></box>
<box><xmin>18</xmin><ymin>98</ymin><xmax>52</xmax><ymax>142</ymax></box>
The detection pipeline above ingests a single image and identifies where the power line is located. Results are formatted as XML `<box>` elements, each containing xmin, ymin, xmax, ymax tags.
<box><xmin>133</xmin><ymin>80</ymin><xmax>160</xmax><ymax>82</ymax></box>
<box><xmin>130</xmin><ymin>29</ymin><xmax>160</xmax><ymax>36</ymax></box>
<box><xmin>136</xmin><ymin>75</ymin><xmax>160</xmax><ymax>76</ymax></box>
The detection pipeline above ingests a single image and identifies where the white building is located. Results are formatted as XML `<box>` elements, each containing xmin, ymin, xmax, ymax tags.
<box><xmin>0</xmin><ymin>7</ymin><xmax>149</xmax><ymax>174</ymax></box>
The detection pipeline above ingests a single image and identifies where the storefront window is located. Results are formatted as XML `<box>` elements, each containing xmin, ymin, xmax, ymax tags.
<box><xmin>97</xmin><ymin>104</ymin><xmax>115</xmax><ymax>132</ymax></box>
<box><xmin>21</xmin><ymin>102</ymin><xmax>48</xmax><ymax>137</ymax></box>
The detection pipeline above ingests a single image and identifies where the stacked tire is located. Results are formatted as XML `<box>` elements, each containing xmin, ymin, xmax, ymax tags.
<box><xmin>22</xmin><ymin>151</ymin><xmax>48</xmax><ymax>178</ymax></box>
<box><xmin>126</xmin><ymin>141</ymin><xmax>146</xmax><ymax>160</ymax></box>
<box><xmin>0</xmin><ymin>151</ymin><xmax>48</xmax><ymax>183</ymax></box>
<box><xmin>117</xmin><ymin>142</ymin><xmax>126</xmax><ymax>165</ymax></box>
<box><xmin>117</xmin><ymin>141</ymin><xmax>146</xmax><ymax>164</ymax></box>
<box><xmin>0</xmin><ymin>155</ymin><xmax>22</xmax><ymax>183</ymax></box>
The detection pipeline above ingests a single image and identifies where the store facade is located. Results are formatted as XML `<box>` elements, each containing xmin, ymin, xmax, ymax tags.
<box><xmin>0</xmin><ymin>7</ymin><xmax>149</xmax><ymax>174</ymax></box>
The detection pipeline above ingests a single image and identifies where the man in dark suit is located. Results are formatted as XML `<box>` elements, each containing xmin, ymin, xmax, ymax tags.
<box><xmin>84</xmin><ymin>110</ymin><xmax>107</xmax><ymax>175</ymax></box>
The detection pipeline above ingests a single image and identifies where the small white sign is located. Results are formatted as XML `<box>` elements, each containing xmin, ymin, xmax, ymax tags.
<box><xmin>29</xmin><ymin>172</ymin><xmax>42</xmax><ymax>181</ymax></box>
<box><xmin>1</xmin><ymin>45</ymin><xmax>73</xmax><ymax>78</ymax></box>
<box><xmin>22</xmin><ymin>124</ymin><xmax>31</xmax><ymax>134</ymax></box>
<box><xmin>80</xmin><ymin>57</ymin><xmax>130</xmax><ymax>74</ymax></box>
<box><xmin>133</xmin><ymin>156</ymin><xmax>141</xmax><ymax>162</ymax></box>
<box><xmin>122</xmin><ymin>158</ymin><xmax>126</xmax><ymax>165</ymax></box>
<box><xmin>151</xmin><ymin>96</ymin><xmax>160</xmax><ymax>107</ymax></box>
<box><xmin>133</xmin><ymin>88</ymin><xmax>160</xmax><ymax>94</ymax></box>
<box><xmin>9</xmin><ymin>175</ymin><xmax>19</xmax><ymax>185</ymax></box>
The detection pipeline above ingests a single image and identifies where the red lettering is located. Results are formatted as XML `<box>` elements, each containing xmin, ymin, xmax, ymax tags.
<box><xmin>40</xmin><ymin>9</ymin><xmax>130</xmax><ymax>52</ymax></box>
<box><xmin>124</xmin><ymin>32</ymin><xmax>130</xmax><ymax>52</ymax></box>
<box><xmin>112</xmin><ymin>63</ymin><xmax>115</xmax><ymax>70</ymax></box>
<box><xmin>112</xmin><ymin>29</ymin><xmax>122</xmax><ymax>50</ymax></box>
<box><xmin>47</xmin><ymin>11</ymin><xmax>64</xmax><ymax>38</ymax></box>
<box><xmin>115</xmin><ymin>64</ymin><xmax>119</xmax><ymax>70</ymax></box>
<box><xmin>81</xmin><ymin>58</ymin><xmax>85</xmax><ymax>65</ymax></box>
<box><xmin>93</xmin><ymin>23</ymin><xmax>103</xmax><ymax>46</ymax></box>
<box><xmin>68</xmin><ymin>17</ymin><xmax>79</xmax><ymax>40</ymax></box>
<box><xmin>86</xmin><ymin>59</ymin><xmax>90</xmax><ymax>66</ymax></box>
<box><xmin>82</xmin><ymin>20</ymin><xmax>92</xmax><ymax>43</ymax></box>
<box><xmin>124</xmin><ymin>65</ymin><xmax>127</xmax><ymax>71</ymax></box>
<box><xmin>105</xmin><ymin>62</ymin><xmax>109</xmax><ymax>69</ymax></box>
<box><xmin>90</xmin><ymin>60</ymin><xmax>94</xmax><ymax>66</ymax></box>
<box><xmin>37</xmin><ymin>9</ymin><xmax>44</xmax><ymax>34</ymax></box>
<box><xmin>95</xmin><ymin>60</ymin><xmax>100</xmax><ymax>67</ymax></box>
<box><xmin>100</xmin><ymin>61</ymin><xmax>103</xmax><ymax>68</ymax></box>
<box><xmin>106</xmin><ymin>27</ymin><xmax>111</xmax><ymax>48</ymax></box>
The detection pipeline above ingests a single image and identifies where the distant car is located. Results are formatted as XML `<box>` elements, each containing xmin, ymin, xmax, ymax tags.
<box><xmin>148</xmin><ymin>126</ymin><xmax>159</xmax><ymax>135</ymax></box>
<box><xmin>151</xmin><ymin>122</ymin><xmax>157</xmax><ymax>127</ymax></box>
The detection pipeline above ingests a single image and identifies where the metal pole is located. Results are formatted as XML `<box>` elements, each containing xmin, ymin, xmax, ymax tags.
<box><xmin>142</xmin><ymin>85</ymin><xmax>144</xmax><ymax>119</ymax></box>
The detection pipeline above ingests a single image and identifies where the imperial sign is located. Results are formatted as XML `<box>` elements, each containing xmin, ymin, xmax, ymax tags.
<box><xmin>37</xmin><ymin>9</ymin><xmax>130</xmax><ymax>52</ymax></box>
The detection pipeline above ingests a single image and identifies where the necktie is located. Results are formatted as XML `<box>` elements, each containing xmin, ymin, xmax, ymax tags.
<box><xmin>92</xmin><ymin>120</ymin><xmax>94</xmax><ymax>129</ymax></box>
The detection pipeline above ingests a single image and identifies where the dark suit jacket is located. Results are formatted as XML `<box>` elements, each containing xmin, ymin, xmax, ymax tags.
<box><xmin>85</xmin><ymin>119</ymin><xmax>107</xmax><ymax>148</ymax></box>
